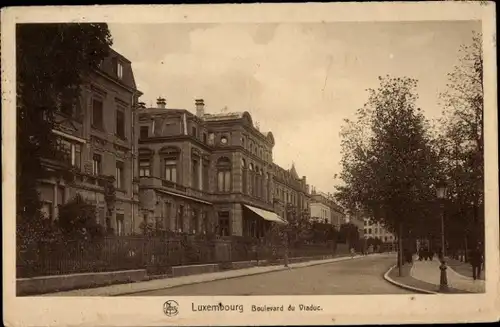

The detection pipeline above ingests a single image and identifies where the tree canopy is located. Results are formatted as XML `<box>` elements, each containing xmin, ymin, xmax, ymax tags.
<box><xmin>437</xmin><ymin>32</ymin><xmax>484</xmax><ymax>248</ymax></box>
<box><xmin>16</xmin><ymin>23</ymin><xmax>113</xmax><ymax>252</ymax></box>
<box><xmin>335</xmin><ymin>76</ymin><xmax>441</xmax><ymax>240</ymax></box>
<box><xmin>17</xmin><ymin>23</ymin><xmax>113</xmax><ymax>223</ymax></box>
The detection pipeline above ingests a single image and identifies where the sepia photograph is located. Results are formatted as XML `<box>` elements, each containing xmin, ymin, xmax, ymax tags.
<box><xmin>2</xmin><ymin>2</ymin><xmax>498</xmax><ymax>326</ymax></box>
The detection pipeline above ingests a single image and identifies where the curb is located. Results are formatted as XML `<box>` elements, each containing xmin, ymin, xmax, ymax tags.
<box><xmin>383</xmin><ymin>265</ymin><xmax>437</xmax><ymax>294</ymax></box>
<box><xmin>113</xmin><ymin>254</ymin><xmax>363</xmax><ymax>296</ymax></box>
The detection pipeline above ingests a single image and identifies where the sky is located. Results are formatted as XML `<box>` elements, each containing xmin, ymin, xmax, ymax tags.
<box><xmin>109</xmin><ymin>21</ymin><xmax>480</xmax><ymax>194</ymax></box>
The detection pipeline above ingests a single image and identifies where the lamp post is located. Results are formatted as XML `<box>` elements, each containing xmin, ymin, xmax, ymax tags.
<box><xmin>436</xmin><ymin>182</ymin><xmax>449</xmax><ymax>292</ymax></box>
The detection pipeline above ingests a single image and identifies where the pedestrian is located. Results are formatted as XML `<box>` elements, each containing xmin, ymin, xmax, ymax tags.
<box><xmin>470</xmin><ymin>245</ymin><xmax>483</xmax><ymax>280</ymax></box>
<box><xmin>350</xmin><ymin>247</ymin><xmax>355</xmax><ymax>258</ymax></box>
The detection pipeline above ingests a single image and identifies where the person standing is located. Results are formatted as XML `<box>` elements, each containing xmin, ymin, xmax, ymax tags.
<box><xmin>470</xmin><ymin>245</ymin><xmax>483</xmax><ymax>280</ymax></box>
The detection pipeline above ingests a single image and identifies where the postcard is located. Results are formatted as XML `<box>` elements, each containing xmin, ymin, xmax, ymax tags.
<box><xmin>2</xmin><ymin>2</ymin><xmax>499</xmax><ymax>326</ymax></box>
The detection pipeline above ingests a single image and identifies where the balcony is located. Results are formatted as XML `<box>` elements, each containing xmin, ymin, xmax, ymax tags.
<box><xmin>161</xmin><ymin>179</ymin><xmax>187</xmax><ymax>192</ymax></box>
<box><xmin>140</xmin><ymin>176</ymin><xmax>211</xmax><ymax>202</ymax></box>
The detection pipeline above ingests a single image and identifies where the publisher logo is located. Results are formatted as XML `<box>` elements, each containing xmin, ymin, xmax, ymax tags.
<box><xmin>163</xmin><ymin>300</ymin><xmax>179</xmax><ymax>317</ymax></box>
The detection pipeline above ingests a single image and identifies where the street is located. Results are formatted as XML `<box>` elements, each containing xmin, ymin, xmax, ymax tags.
<box><xmin>128</xmin><ymin>254</ymin><xmax>412</xmax><ymax>296</ymax></box>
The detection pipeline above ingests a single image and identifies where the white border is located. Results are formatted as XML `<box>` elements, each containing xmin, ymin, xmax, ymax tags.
<box><xmin>2</xmin><ymin>2</ymin><xmax>499</xmax><ymax>326</ymax></box>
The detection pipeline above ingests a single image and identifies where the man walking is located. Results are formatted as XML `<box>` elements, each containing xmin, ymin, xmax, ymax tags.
<box><xmin>470</xmin><ymin>244</ymin><xmax>483</xmax><ymax>280</ymax></box>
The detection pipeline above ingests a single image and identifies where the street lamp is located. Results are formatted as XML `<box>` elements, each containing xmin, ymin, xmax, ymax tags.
<box><xmin>436</xmin><ymin>181</ymin><xmax>449</xmax><ymax>292</ymax></box>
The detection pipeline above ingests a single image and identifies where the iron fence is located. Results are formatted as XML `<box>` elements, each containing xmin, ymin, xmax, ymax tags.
<box><xmin>17</xmin><ymin>236</ymin><xmax>339</xmax><ymax>278</ymax></box>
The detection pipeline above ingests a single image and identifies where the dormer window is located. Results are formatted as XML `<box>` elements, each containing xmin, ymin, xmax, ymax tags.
<box><xmin>117</xmin><ymin>61</ymin><xmax>123</xmax><ymax>79</ymax></box>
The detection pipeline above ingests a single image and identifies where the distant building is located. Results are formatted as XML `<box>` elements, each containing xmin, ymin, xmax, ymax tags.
<box><xmin>272</xmin><ymin>163</ymin><xmax>311</xmax><ymax>221</ymax></box>
<box><xmin>309</xmin><ymin>189</ymin><xmax>345</xmax><ymax>229</ymax></box>
<box><xmin>363</xmin><ymin>218</ymin><xmax>395</xmax><ymax>245</ymax></box>
<box><xmin>345</xmin><ymin>213</ymin><xmax>365</xmax><ymax>238</ymax></box>
<box><xmin>37</xmin><ymin>48</ymin><xmax>142</xmax><ymax>235</ymax></box>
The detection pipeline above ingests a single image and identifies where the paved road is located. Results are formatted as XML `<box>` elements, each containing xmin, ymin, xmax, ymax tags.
<box><xmin>129</xmin><ymin>254</ymin><xmax>412</xmax><ymax>296</ymax></box>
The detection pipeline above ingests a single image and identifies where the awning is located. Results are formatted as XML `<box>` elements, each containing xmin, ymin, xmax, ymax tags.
<box><xmin>244</xmin><ymin>205</ymin><xmax>287</xmax><ymax>225</ymax></box>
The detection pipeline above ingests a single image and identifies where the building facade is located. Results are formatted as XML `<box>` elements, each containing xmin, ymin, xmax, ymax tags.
<box><xmin>38</xmin><ymin>48</ymin><xmax>142</xmax><ymax>235</ymax></box>
<box><xmin>309</xmin><ymin>189</ymin><xmax>344</xmax><ymax>229</ymax></box>
<box><xmin>272</xmin><ymin>163</ymin><xmax>311</xmax><ymax>221</ymax></box>
<box><xmin>345</xmin><ymin>213</ymin><xmax>365</xmax><ymax>239</ymax></box>
<box><xmin>363</xmin><ymin>219</ymin><xmax>395</xmax><ymax>244</ymax></box>
<box><xmin>137</xmin><ymin>99</ymin><xmax>291</xmax><ymax>238</ymax></box>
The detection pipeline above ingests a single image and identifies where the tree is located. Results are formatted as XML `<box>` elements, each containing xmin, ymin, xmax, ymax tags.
<box><xmin>335</xmin><ymin>76</ymin><xmax>441</xmax><ymax>274</ymax></box>
<box><xmin>283</xmin><ymin>205</ymin><xmax>313</xmax><ymax>247</ymax></box>
<box><xmin>57</xmin><ymin>193</ymin><xmax>105</xmax><ymax>240</ymax></box>
<box><xmin>338</xmin><ymin>223</ymin><xmax>359</xmax><ymax>247</ymax></box>
<box><xmin>438</xmin><ymin>32</ymin><xmax>484</xmax><ymax>251</ymax></box>
<box><xmin>16</xmin><ymin>24</ymin><xmax>113</xmax><ymax>236</ymax></box>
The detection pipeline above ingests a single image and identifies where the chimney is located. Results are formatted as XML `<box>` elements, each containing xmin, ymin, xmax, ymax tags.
<box><xmin>195</xmin><ymin>99</ymin><xmax>205</xmax><ymax>117</ymax></box>
<box><xmin>157</xmin><ymin>97</ymin><xmax>166</xmax><ymax>109</ymax></box>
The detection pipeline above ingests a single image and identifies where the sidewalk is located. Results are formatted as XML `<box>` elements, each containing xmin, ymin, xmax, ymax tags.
<box><xmin>445</xmin><ymin>257</ymin><xmax>485</xmax><ymax>281</ymax></box>
<box><xmin>42</xmin><ymin>254</ymin><xmax>369</xmax><ymax>296</ymax></box>
<box><xmin>411</xmin><ymin>259</ymin><xmax>485</xmax><ymax>293</ymax></box>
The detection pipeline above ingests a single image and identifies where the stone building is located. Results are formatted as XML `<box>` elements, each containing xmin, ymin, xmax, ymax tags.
<box><xmin>137</xmin><ymin>99</ymin><xmax>288</xmax><ymax>238</ymax></box>
<box><xmin>38</xmin><ymin>48</ymin><xmax>142</xmax><ymax>235</ymax></box>
<box><xmin>309</xmin><ymin>189</ymin><xmax>344</xmax><ymax>229</ymax></box>
<box><xmin>272</xmin><ymin>163</ymin><xmax>311</xmax><ymax>221</ymax></box>
<box><xmin>363</xmin><ymin>219</ymin><xmax>395</xmax><ymax>244</ymax></box>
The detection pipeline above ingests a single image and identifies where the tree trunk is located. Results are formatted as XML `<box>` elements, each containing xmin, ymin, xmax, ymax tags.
<box><xmin>464</xmin><ymin>235</ymin><xmax>469</xmax><ymax>263</ymax></box>
<box><xmin>398</xmin><ymin>223</ymin><xmax>403</xmax><ymax>277</ymax></box>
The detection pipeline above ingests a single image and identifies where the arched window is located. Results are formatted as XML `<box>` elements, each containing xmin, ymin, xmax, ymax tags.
<box><xmin>254</xmin><ymin>166</ymin><xmax>260</xmax><ymax>198</ymax></box>
<box><xmin>217</xmin><ymin>157</ymin><xmax>232</xmax><ymax>192</ymax></box>
<box><xmin>241</xmin><ymin>158</ymin><xmax>247</xmax><ymax>194</ymax></box>
<box><xmin>267</xmin><ymin>172</ymin><xmax>272</xmax><ymax>203</ymax></box>
<box><xmin>248</xmin><ymin>163</ymin><xmax>254</xmax><ymax>195</ymax></box>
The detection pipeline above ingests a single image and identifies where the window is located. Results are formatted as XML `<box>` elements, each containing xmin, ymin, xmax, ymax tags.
<box><xmin>74</xmin><ymin>143</ymin><xmax>81</xmax><ymax>168</ymax></box>
<box><xmin>202</xmin><ymin>161</ymin><xmax>209</xmax><ymax>191</ymax></box>
<box><xmin>116</xmin><ymin>161</ymin><xmax>124</xmax><ymax>189</ymax></box>
<box><xmin>192</xmin><ymin>158</ymin><xmax>199</xmax><ymax>189</ymax></box>
<box><xmin>267</xmin><ymin>173</ymin><xmax>272</xmax><ymax>203</ymax></box>
<box><xmin>92</xmin><ymin>99</ymin><xmax>104</xmax><ymax>130</ymax></box>
<box><xmin>201</xmin><ymin>211</ymin><xmax>208</xmax><ymax>234</ymax></box>
<box><xmin>191</xmin><ymin>209</ymin><xmax>199</xmax><ymax>234</ymax></box>
<box><xmin>217</xmin><ymin>157</ymin><xmax>231</xmax><ymax>192</ymax></box>
<box><xmin>116</xmin><ymin>213</ymin><xmax>124</xmax><ymax>236</ymax></box>
<box><xmin>191</xmin><ymin>126</ymin><xmax>197</xmax><ymax>138</ymax></box>
<box><xmin>177</xmin><ymin>205</ymin><xmax>184</xmax><ymax>232</ymax></box>
<box><xmin>140</xmin><ymin>126</ymin><xmax>149</xmax><ymax>139</ymax></box>
<box><xmin>163</xmin><ymin>202</ymin><xmax>172</xmax><ymax>231</ymax></box>
<box><xmin>241</xmin><ymin>137</ymin><xmax>245</xmax><ymax>148</ymax></box>
<box><xmin>218</xmin><ymin>211</ymin><xmax>230</xmax><ymax>236</ymax></box>
<box><xmin>41</xmin><ymin>202</ymin><xmax>53</xmax><ymax>220</ymax></box>
<box><xmin>203</xmin><ymin>133</ymin><xmax>207</xmax><ymax>144</ymax></box>
<box><xmin>368</xmin><ymin>228</ymin><xmax>372</xmax><ymax>234</ymax></box>
<box><xmin>117</xmin><ymin>61</ymin><xmax>123</xmax><ymax>79</ymax></box>
<box><xmin>208</xmin><ymin>133</ymin><xmax>215</xmax><ymax>145</ymax></box>
<box><xmin>164</xmin><ymin>159</ymin><xmax>177</xmax><ymax>183</ymax></box>
<box><xmin>57</xmin><ymin>186</ymin><xmax>65</xmax><ymax>207</ymax></box>
<box><xmin>139</xmin><ymin>159</ymin><xmax>150</xmax><ymax>177</ymax></box>
<box><xmin>254</xmin><ymin>168</ymin><xmax>260</xmax><ymax>198</ymax></box>
<box><xmin>116</xmin><ymin>109</ymin><xmax>125</xmax><ymax>139</ymax></box>
<box><xmin>241</xmin><ymin>159</ymin><xmax>247</xmax><ymax>194</ymax></box>
<box><xmin>92</xmin><ymin>154</ymin><xmax>102</xmax><ymax>176</ymax></box>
